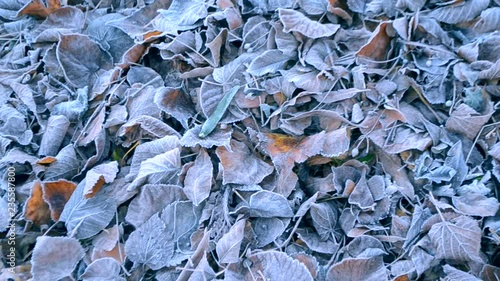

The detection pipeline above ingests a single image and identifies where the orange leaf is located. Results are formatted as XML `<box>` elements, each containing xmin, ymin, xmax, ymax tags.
<box><xmin>24</xmin><ymin>181</ymin><xmax>51</xmax><ymax>226</ymax></box>
<box><xmin>357</xmin><ymin>22</ymin><xmax>394</xmax><ymax>61</ymax></box>
<box><xmin>42</xmin><ymin>180</ymin><xmax>77</xmax><ymax>221</ymax></box>
<box><xmin>36</xmin><ymin>156</ymin><xmax>57</xmax><ymax>165</ymax></box>
<box><xmin>17</xmin><ymin>0</ymin><xmax>61</xmax><ymax>19</ymax></box>
<box><xmin>118</xmin><ymin>44</ymin><xmax>148</xmax><ymax>70</ymax></box>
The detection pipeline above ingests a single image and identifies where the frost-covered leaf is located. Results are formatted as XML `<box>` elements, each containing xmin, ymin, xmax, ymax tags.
<box><xmin>44</xmin><ymin>144</ymin><xmax>81</xmax><ymax>181</ymax></box>
<box><xmin>38</xmin><ymin>115</ymin><xmax>70</xmax><ymax>156</ymax></box>
<box><xmin>184</xmin><ymin>149</ymin><xmax>213</xmax><ymax>206</ymax></box>
<box><xmin>257</xmin><ymin>131</ymin><xmax>325</xmax><ymax>178</ymax></box>
<box><xmin>234</xmin><ymin>190</ymin><xmax>294</xmax><ymax>218</ymax></box>
<box><xmin>429</xmin><ymin>0</ymin><xmax>489</xmax><ymax>24</ymax></box>
<box><xmin>180</xmin><ymin>124</ymin><xmax>232</xmax><ymax>150</ymax></box>
<box><xmin>51</xmin><ymin>87</ymin><xmax>88</xmax><ymax>122</ymax></box>
<box><xmin>326</xmin><ymin>256</ymin><xmax>388</xmax><ymax>281</ymax></box>
<box><xmin>247</xmin><ymin>49</ymin><xmax>291</xmax><ymax>77</ymax></box>
<box><xmin>128</xmin><ymin>148</ymin><xmax>181</xmax><ymax>191</ymax></box>
<box><xmin>309</xmin><ymin>202</ymin><xmax>337</xmax><ymax>241</ymax></box>
<box><xmin>428</xmin><ymin>215</ymin><xmax>482</xmax><ymax>262</ymax></box>
<box><xmin>395</xmin><ymin>0</ymin><xmax>426</xmax><ymax>12</ymax></box>
<box><xmin>152</xmin><ymin>0</ymin><xmax>208</xmax><ymax>34</ymax></box>
<box><xmin>0</xmin><ymin>104</ymin><xmax>33</xmax><ymax>145</ymax></box>
<box><xmin>57</xmin><ymin>34</ymin><xmax>113</xmax><ymax>88</ymax></box>
<box><xmin>31</xmin><ymin>236</ymin><xmax>84</xmax><ymax>280</ymax></box>
<box><xmin>452</xmin><ymin>193</ymin><xmax>500</xmax><ymax>217</ymax></box>
<box><xmin>127</xmin><ymin>135</ymin><xmax>180</xmax><ymax>181</ymax></box>
<box><xmin>442</xmin><ymin>264</ymin><xmax>482</xmax><ymax>281</ymax></box>
<box><xmin>446</xmin><ymin>103</ymin><xmax>493</xmax><ymax>140</ymax></box>
<box><xmin>81</xmin><ymin>258</ymin><xmax>124</xmax><ymax>281</ymax></box>
<box><xmin>216</xmin><ymin>219</ymin><xmax>246</xmax><ymax>264</ymax></box>
<box><xmin>473</xmin><ymin>8</ymin><xmax>500</xmax><ymax>33</ymax></box>
<box><xmin>321</xmin><ymin>128</ymin><xmax>350</xmax><ymax>157</ymax></box>
<box><xmin>216</xmin><ymin>140</ymin><xmax>273</xmax><ymax>185</ymax></box>
<box><xmin>154</xmin><ymin>87</ymin><xmax>196</xmax><ymax>129</ymax></box>
<box><xmin>229</xmin><ymin>251</ymin><xmax>313</xmax><ymax>281</ymax></box>
<box><xmin>86</xmin><ymin>13</ymin><xmax>134</xmax><ymax>63</ymax></box>
<box><xmin>125</xmin><ymin>213</ymin><xmax>173</xmax><ymax>270</ymax></box>
<box><xmin>125</xmin><ymin>184</ymin><xmax>184</xmax><ymax>228</ymax></box>
<box><xmin>60</xmin><ymin>179</ymin><xmax>116</xmax><ymax>239</ymax></box>
<box><xmin>84</xmin><ymin>161</ymin><xmax>119</xmax><ymax>197</ymax></box>
<box><xmin>253</xmin><ymin>218</ymin><xmax>288</xmax><ymax>247</ymax></box>
<box><xmin>278</xmin><ymin>9</ymin><xmax>340</xmax><ymax>39</ymax></box>
<box><xmin>298</xmin><ymin>0</ymin><xmax>329</xmax><ymax>15</ymax></box>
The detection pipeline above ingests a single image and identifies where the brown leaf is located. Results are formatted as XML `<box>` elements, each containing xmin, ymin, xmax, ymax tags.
<box><xmin>42</xmin><ymin>179</ymin><xmax>77</xmax><ymax>221</ymax></box>
<box><xmin>17</xmin><ymin>0</ymin><xmax>51</xmax><ymax>19</ymax></box>
<box><xmin>154</xmin><ymin>87</ymin><xmax>196</xmax><ymax>129</ymax></box>
<box><xmin>24</xmin><ymin>181</ymin><xmax>51</xmax><ymax>226</ymax></box>
<box><xmin>357</xmin><ymin>22</ymin><xmax>394</xmax><ymax>62</ymax></box>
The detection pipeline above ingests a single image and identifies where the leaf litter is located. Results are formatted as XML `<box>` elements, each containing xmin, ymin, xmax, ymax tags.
<box><xmin>0</xmin><ymin>0</ymin><xmax>499</xmax><ymax>280</ymax></box>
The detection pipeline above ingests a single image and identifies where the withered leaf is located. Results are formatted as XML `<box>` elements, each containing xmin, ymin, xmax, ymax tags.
<box><xmin>59</xmin><ymin>179</ymin><xmax>116</xmax><ymax>239</ymax></box>
<box><xmin>57</xmin><ymin>34</ymin><xmax>113</xmax><ymax>88</ymax></box>
<box><xmin>428</xmin><ymin>215</ymin><xmax>482</xmax><ymax>262</ymax></box>
<box><xmin>257</xmin><ymin>131</ymin><xmax>325</xmax><ymax>181</ymax></box>
<box><xmin>326</xmin><ymin>256</ymin><xmax>388</xmax><ymax>281</ymax></box>
<box><xmin>180</xmin><ymin>124</ymin><xmax>232</xmax><ymax>150</ymax></box>
<box><xmin>24</xmin><ymin>181</ymin><xmax>51</xmax><ymax>226</ymax></box>
<box><xmin>125</xmin><ymin>184</ymin><xmax>184</xmax><ymax>228</ymax></box>
<box><xmin>81</xmin><ymin>258</ymin><xmax>124</xmax><ymax>281</ymax></box>
<box><xmin>42</xmin><ymin>179</ymin><xmax>77</xmax><ymax>221</ymax></box>
<box><xmin>216</xmin><ymin>140</ymin><xmax>273</xmax><ymax>185</ymax></box>
<box><xmin>229</xmin><ymin>251</ymin><xmax>314</xmax><ymax>281</ymax></box>
<box><xmin>31</xmin><ymin>236</ymin><xmax>84</xmax><ymax>280</ymax></box>
<box><xmin>446</xmin><ymin>103</ymin><xmax>493</xmax><ymax>140</ymax></box>
<box><xmin>247</xmin><ymin>49</ymin><xmax>291</xmax><ymax>77</ymax></box>
<box><xmin>154</xmin><ymin>86</ymin><xmax>196</xmax><ymax>129</ymax></box>
<box><xmin>184</xmin><ymin>149</ymin><xmax>213</xmax><ymax>206</ymax></box>
<box><xmin>278</xmin><ymin>9</ymin><xmax>340</xmax><ymax>39</ymax></box>
<box><xmin>83</xmin><ymin>161</ymin><xmax>119</xmax><ymax>198</ymax></box>
<box><xmin>128</xmin><ymin>148</ymin><xmax>181</xmax><ymax>191</ymax></box>
<box><xmin>38</xmin><ymin>115</ymin><xmax>70</xmax><ymax>157</ymax></box>
<box><xmin>216</xmin><ymin>218</ymin><xmax>246</xmax><ymax>264</ymax></box>
<box><xmin>125</xmin><ymin>213</ymin><xmax>173</xmax><ymax>270</ymax></box>
<box><xmin>429</xmin><ymin>0</ymin><xmax>490</xmax><ymax>24</ymax></box>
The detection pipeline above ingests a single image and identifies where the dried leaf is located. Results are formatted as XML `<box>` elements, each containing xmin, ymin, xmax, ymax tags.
<box><xmin>184</xmin><ymin>149</ymin><xmax>213</xmax><ymax>206</ymax></box>
<box><xmin>125</xmin><ymin>184</ymin><xmax>184</xmax><ymax>228</ymax></box>
<box><xmin>446</xmin><ymin>103</ymin><xmax>493</xmax><ymax>140</ymax></box>
<box><xmin>152</xmin><ymin>0</ymin><xmax>208</xmax><ymax>34</ymax></box>
<box><xmin>428</xmin><ymin>215</ymin><xmax>482</xmax><ymax>262</ymax></box>
<box><xmin>326</xmin><ymin>256</ymin><xmax>388</xmax><ymax>281</ymax></box>
<box><xmin>216</xmin><ymin>219</ymin><xmax>246</xmax><ymax>264</ymax></box>
<box><xmin>57</xmin><ymin>34</ymin><xmax>113</xmax><ymax>88</ymax></box>
<box><xmin>278</xmin><ymin>9</ymin><xmax>340</xmax><ymax>39</ymax></box>
<box><xmin>31</xmin><ymin>236</ymin><xmax>84</xmax><ymax>280</ymax></box>
<box><xmin>247</xmin><ymin>49</ymin><xmax>291</xmax><ymax>76</ymax></box>
<box><xmin>24</xmin><ymin>181</ymin><xmax>51</xmax><ymax>226</ymax></box>
<box><xmin>230</xmin><ymin>251</ymin><xmax>314</xmax><ymax>281</ymax></box>
<box><xmin>216</xmin><ymin>140</ymin><xmax>273</xmax><ymax>185</ymax></box>
<box><xmin>124</xmin><ymin>213</ymin><xmax>173</xmax><ymax>270</ymax></box>
<box><xmin>128</xmin><ymin>148</ymin><xmax>181</xmax><ymax>191</ymax></box>
<box><xmin>154</xmin><ymin>86</ymin><xmax>196</xmax><ymax>129</ymax></box>
<box><xmin>429</xmin><ymin>0</ymin><xmax>490</xmax><ymax>24</ymax></box>
<box><xmin>42</xmin><ymin>179</ymin><xmax>77</xmax><ymax>221</ymax></box>
<box><xmin>59</xmin><ymin>179</ymin><xmax>116</xmax><ymax>239</ymax></box>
